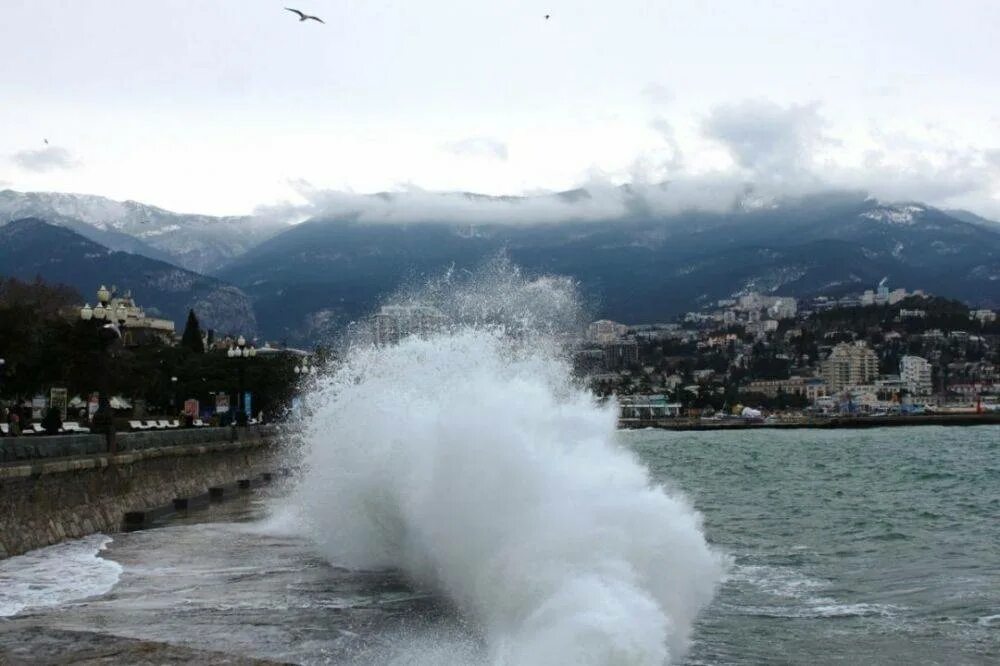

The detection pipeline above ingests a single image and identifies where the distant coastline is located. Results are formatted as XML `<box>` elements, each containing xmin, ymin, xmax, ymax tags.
<box><xmin>619</xmin><ymin>413</ymin><xmax>1000</xmax><ymax>432</ymax></box>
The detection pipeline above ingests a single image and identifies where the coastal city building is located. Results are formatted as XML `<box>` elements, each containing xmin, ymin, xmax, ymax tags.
<box><xmin>618</xmin><ymin>394</ymin><xmax>682</xmax><ymax>420</ymax></box>
<box><xmin>682</xmin><ymin>292</ymin><xmax>799</xmax><ymax>329</ymax></box>
<box><xmin>899</xmin><ymin>309</ymin><xmax>927</xmax><ymax>319</ymax></box>
<box><xmin>603</xmin><ymin>339</ymin><xmax>639</xmax><ymax>369</ymax></box>
<box><xmin>79</xmin><ymin>285</ymin><xmax>176</xmax><ymax>345</ymax></box>
<box><xmin>743</xmin><ymin>376</ymin><xmax>828</xmax><ymax>401</ymax></box>
<box><xmin>587</xmin><ymin>319</ymin><xmax>629</xmax><ymax>344</ymax></box>
<box><xmin>821</xmin><ymin>342</ymin><xmax>880</xmax><ymax>392</ymax></box>
<box><xmin>737</xmin><ymin>292</ymin><xmax>797</xmax><ymax>317</ymax></box>
<box><xmin>900</xmin><ymin>355</ymin><xmax>933</xmax><ymax>396</ymax></box>
<box><xmin>971</xmin><ymin>309</ymin><xmax>996</xmax><ymax>324</ymax></box>
<box><xmin>860</xmin><ymin>278</ymin><xmax>925</xmax><ymax>307</ymax></box>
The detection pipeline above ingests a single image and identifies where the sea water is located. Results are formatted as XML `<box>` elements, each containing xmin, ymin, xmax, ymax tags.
<box><xmin>1</xmin><ymin>428</ymin><xmax>997</xmax><ymax>664</ymax></box>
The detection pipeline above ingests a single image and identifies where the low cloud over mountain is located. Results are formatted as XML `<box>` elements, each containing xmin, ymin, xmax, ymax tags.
<box><xmin>224</xmin><ymin>191</ymin><xmax>1000</xmax><ymax>343</ymax></box>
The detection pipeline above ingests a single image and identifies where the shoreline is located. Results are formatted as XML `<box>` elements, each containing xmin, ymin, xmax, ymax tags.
<box><xmin>619</xmin><ymin>413</ymin><xmax>1000</xmax><ymax>431</ymax></box>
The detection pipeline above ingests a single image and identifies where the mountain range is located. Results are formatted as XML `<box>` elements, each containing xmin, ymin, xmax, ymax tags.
<box><xmin>0</xmin><ymin>190</ymin><xmax>285</xmax><ymax>274</ymax></box>
<box><xmin>0</xmin><ymin>218</ymin><xmax>257</xmax><ymax>335</ymax></box>
<box><xmin>215</xmin><ymin>191</ymin><xmax>999</xmax><ymax>341</ymax></box>
<box><xmin>1</xmin><ymin>188</ymin><xmax>998</xmax><ymax>344</ymax></box>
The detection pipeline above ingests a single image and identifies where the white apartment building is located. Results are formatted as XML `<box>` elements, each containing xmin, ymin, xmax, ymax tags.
<box><xmin>900</xmin><ymin>355</ymin><xmax>933</xmax><ymax>396</ymax></box>
<box><xmin>736</xmin><ymin>292</ymin><xmax>798</xmax><ymax>320</ymax></box>
<box><xmin>971</xmin><ymin>309</ymin><xmax>996</xmax><ymax>324</ymax></box>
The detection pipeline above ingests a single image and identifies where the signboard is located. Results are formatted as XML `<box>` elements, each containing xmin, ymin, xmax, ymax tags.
<box><xmin>31</xmin><ymin>395</ymin><xmax>46</xmax><ymax>420</ymax></box>
<box><xmin>183</xmin><ymin>399</ymin><xmax>200</xmax><ymax>418</ymax></box>
<box><xmin>88</xmin><ymin>393</ymin><xmax>99</xmax><ymax>418</ymax></box>
<box><xmin>215</xmin><ymin>392</ymin><xmax>230</xmax><ymax>414</ymax></box>
<box><xmin>49</xmin><ymin>388</ymin><xmax>68</xmax><ymax>421</ymax></box>
<box><xmin>243</xmin><ymin>391</ymin><xmax>252</xmax><ymax>417</ymax></box>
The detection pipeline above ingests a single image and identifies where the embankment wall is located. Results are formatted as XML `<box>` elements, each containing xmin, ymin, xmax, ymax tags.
<box><xmin>0</xmin><ymin>427</ymin><xmax>283</xmax><ymax>558</ymax></box>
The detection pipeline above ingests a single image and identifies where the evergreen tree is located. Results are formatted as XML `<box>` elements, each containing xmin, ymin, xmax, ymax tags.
<box><xmin>180</xmin><ymin>309</ymin><xmax>205</xmax><ymax>353</ymax></box>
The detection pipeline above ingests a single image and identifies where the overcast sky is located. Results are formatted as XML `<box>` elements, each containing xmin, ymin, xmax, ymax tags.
<box><xmin>2</xmin><ymin>0</ymin><xmax>999</xmax><ymax>218</ymax></box>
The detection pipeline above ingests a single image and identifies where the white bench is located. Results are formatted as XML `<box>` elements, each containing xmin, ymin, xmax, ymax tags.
<box><xmin>62</xmin><ymin>422</ymin><xmax>91</xmax><ymax>433</ymax></box>
<box><xmin>129</xmin><ymin>420</ymin><xmax>150</xmax><ymax>430</ymax></box>
<box><xmin>0</xmin><ymin>423</ymin><xmax>8</xmax><ymax>435</ymax></box>
<box><xmin>192</xmin><ymin>418</ymin><xmax>205</xmax><ymax>427</ymax></box>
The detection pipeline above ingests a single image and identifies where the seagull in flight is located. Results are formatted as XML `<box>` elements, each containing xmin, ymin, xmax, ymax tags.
<box><xmin>285</xmin><ymin>7</ymin><xmax>324</xmax><ymax>23</ymax></box>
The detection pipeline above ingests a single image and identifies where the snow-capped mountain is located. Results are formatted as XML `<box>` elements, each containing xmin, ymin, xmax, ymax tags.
<box><xmin>0</xmin><ymin>190</ymin><xmax>287</xmax><ymax>274</ymax></box>
<box><xmin>0</xmin><ymin>218</ymin><xmax>257</xmax><ymax>335</ymax></box>
<box><xmin>215</xmin><ymin>191</ymin><xmax>1000</xmax><ymax>342</ymax></box>
<box><xmin>860</xmin><ymin>203</ymin><xmax>927</xmax><ymax>226</ymax></box>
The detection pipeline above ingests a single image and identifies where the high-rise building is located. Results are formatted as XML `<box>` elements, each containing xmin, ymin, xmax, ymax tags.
<box><xmin>876</xmin><ymin>277</ymin><xmax>890</xmax><ymax>304</ymax></box>
<box><xmin>821</xmin><ymin>342</ymin><xmax>879</xmax><ymax>391</ymax></box>
<box><xmin>900</xmin><ymin>355</ymin><xmax>933</xmax><ymax>396</ymax></box>
<box><xmin>603</xmin><ymin>340</ymin><xmax>639</xmax><ymax>369</ymax></box>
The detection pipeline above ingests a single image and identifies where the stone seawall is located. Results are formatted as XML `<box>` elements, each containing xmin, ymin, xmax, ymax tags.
<box><xmin>0</xmin><ymin>427</ymin><xmax>283</xmax><ymax>559</ymax></box>
<box><xmin>0</xmin><ymin>426</ymin><xmax>248</xmax><ymax>463</ymax></box>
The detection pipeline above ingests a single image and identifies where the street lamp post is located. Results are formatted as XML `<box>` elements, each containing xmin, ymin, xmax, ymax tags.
<box><xmin>227</xmin><ymin>335</ymin><xmax>256</xmax><ymax>425</ymax></box>
<box><xmin>291</xmin><ymin>357</ymin><xmax>319</xmax><ymax>422</ymax></box>
<box><xmin>294</xmin><ymin>357</ymin><xmax>317</xmax><ymax>378</ymax></box>
<box><xmin>80</xmin><ymin>285</ymin><xmax>127</xmax><ymax>454</ymax></box>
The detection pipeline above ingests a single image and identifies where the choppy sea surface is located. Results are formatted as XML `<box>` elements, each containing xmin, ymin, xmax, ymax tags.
<box><xmin>1</xmin><ymin>425</ymin><xmax>998</xmax><ymax>665</ymax></box>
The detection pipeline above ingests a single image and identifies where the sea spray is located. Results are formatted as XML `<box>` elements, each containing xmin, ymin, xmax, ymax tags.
<box><xmin>291</xmin><ymin>266</ymin><xmax>725</xmax><ymax>664</ymax></box>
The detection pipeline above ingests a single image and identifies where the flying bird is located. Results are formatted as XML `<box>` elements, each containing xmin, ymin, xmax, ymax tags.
<box><xmin>285</xmin><ymin>7</ymin><xmax>324</xmax><ymax>23</ymax></box>
<box><xmin>545</xmin><ymin>14</ymin><xmax>551</xmax><ymax>19</ymax></box>
<box><xmin>43</xmin><ymin>138</ymin><xmax>49</xmax><ymax>144</ymax></box>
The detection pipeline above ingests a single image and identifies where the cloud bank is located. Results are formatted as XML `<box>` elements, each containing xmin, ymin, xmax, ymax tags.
<box><xmin>266</xmin><ymin>175</ymin><xmax>759</xmax><ymax>227</ymax></box>
<box><xmin>255</xmin><ymin>98</ymin><xmax>998</xmax><ymax>226</ymax></box>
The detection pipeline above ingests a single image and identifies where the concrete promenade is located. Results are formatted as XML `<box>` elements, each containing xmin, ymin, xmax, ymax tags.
<box><xmin>0</xmin><ymin>426</ymin><xmax>284</xmax><ymax>558</ymax></box>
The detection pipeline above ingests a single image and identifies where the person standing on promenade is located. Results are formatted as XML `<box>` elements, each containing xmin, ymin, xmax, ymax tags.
<box><xmin>20</xmin><ymin>403</ymin><xmax>32</xmax><ymax>432</ymax></box>
<box><xmin>41</xmin><ymin>407</ymin><xmax>62</xmax><ymax>435</ymax></box>
<box><xmin>8</xmin><ymin>408</ymin><xmax>21</xmax><ymax>436</ymax></box>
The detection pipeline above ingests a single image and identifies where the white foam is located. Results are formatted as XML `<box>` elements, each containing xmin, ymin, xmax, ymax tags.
<box><xmin>0</xmin><ymin>534</ymin><xmax>123</xmax><ymax>617</ymax></box>
<box><xmin>725</xmin><ymin>564</ymin><xmax>824</xmax><ymax>599</ymax></box>
<box><xmin>290</xmin><ymin>267</ymin><xmax>725</xmax><ymax>665</ymax></box>
<box><xmin>726</xmin><ymin>564</ymin><xmax>897</xmax><ymax>619</ymax></box>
